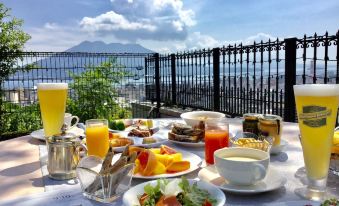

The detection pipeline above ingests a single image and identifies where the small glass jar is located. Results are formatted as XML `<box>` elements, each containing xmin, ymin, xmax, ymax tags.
<box><xmin>242</xmin><ymin>113</ymin><xmax>261</xmax><ymax>136</ymax></box>
<box><xmin>258</xmin><ymin>114</ymin><xmax>283</xmax><ymax>146</ymax></box>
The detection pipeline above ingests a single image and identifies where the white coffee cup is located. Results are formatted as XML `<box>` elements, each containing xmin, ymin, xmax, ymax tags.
<box><xmin>64</xmin><ymin>113</ymin><xmax>79</xmax><ymax>130</ymax></box>
<box><xmin>214</xmin><ymin>147</ymin><xmax>270</xmax><ymax>185</ymax></box>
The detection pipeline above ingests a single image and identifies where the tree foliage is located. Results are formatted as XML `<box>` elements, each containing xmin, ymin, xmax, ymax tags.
<box><xmin>0</xmin><ymin>3</ymin><xmax>31</xmax><ymax>136</ymax></box>
<box><xmin>0</xmin><ymin>2</ymin><xmax>31</xmax><ymax>82</ymax></box>
<box><xmin>67</xmin><ymin>58</ymin><xmax>132</xmax><ymax>122</ymax></box>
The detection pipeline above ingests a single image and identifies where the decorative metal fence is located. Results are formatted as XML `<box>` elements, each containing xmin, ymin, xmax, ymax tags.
<box><xmin>0</xmin><ymin>52</ymin><xmax>154</xmax><ymax>137</ymax></box>
<box><xmin>145</xmin><ymin>31</ymin><xmax>339</xmax><ymax>122</ymax></box>
<box><xmin>1</xmin><ymin>31</ymin><xmax>338</xmax><ymax>138</ymax></box>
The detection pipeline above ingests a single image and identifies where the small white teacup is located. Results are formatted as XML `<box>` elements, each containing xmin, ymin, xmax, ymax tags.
<box><xmin>214</xmin><ymin>147</ymin><xmax>269</xmax><ymax>185</ymax></box>
<box><xmin>64</xmin><ymin>113</ymin><xmax>79</xmax><ymax>130</ymax></box>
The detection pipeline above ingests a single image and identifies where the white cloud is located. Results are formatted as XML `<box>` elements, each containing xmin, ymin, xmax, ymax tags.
<box><xmin>223</xmin><ymin>33</ymin><xmax>277</xmax><ymax>45</ymax></box>
<box><xmin>80</xmin><ymin>0</ymin><xmax>195</xmax><ymax>41</ymax></box>
<box><xmin>186</xmin><ymin>32</ymin><xmax>220</xmax><ymax>50</ymax></box>
<box><xmin>80</xmin><ymin>11</ymin><xmax>156</xmax><ymax>32</ymax></box>
<box><xmin>141</xmin><ymin>32</ymin><xmax>278</xmax><ymax>53</ymax></box>
<box><xmin>24</xmin><ymin>23</ymin><xmax>121</xmax><ymax>51</ymax></box>
<box><xmin>43</xmin><ymin>22</ymin><xmax>59</xmax><ymax>30</ymax></box>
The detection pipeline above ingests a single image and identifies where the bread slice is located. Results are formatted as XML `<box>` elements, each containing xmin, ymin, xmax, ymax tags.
<box><xmin>168</xmin><ymin>132</ymin><xmax>201</xmax><ymax>143</ymax></box>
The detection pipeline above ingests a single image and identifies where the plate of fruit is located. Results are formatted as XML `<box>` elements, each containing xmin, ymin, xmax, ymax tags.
<box><xmin>108</xmin><ymin>131</ymin><xmax>168</xmax><ymax>153</ymax></box>
<box><xmin>127</xmin><ymin>145</ymin><xmax>202</xmax><ymax>179</ymax></box>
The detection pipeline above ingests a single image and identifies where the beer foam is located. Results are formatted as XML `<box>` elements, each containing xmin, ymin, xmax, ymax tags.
<box><xmin>37</xmin><ymin>83</ymin><xmax>68</xmax><ymax>90</ymax></box>
<box><xmin>294</xmin><ymin>84</ymin><xmax>339</xmax><ymax>96</ymax></box>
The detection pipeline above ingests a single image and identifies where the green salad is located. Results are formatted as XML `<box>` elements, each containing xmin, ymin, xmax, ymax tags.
<box><xmin>138</xmin><ymin>177</ymin><xmax>217</xmax><ymax>206</ymax></box>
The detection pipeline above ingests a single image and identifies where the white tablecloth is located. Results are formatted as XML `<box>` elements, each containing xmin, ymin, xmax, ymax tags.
<box><xmin>2</xmin><ymin>118</ymin><xmax>339</xmax><ymax>206</ymax></box>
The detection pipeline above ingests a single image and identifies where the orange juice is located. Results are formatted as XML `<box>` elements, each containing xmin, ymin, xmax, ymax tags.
<box><xmin>86</xmin><ymin>121</ymin><xmax>109</xmax><ymax>158</ymax></box>
<box><xmin>205</xmin><ymin>130</ymin><xmax>229</xmax><ymax>164</ymax></box>
<box><xmin>37</xmin><ymin>83</ymin><xmax>68</xmax><ymax>137</ymax></box>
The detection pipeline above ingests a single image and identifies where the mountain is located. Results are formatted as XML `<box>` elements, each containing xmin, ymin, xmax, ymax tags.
<box><xmin>5</xmin><ymin>41</ymin><xmax>155</xmax><ymax>89</ymax></box>
<box><xmin>65</xmin><ymin>41</ymin><xmax>154</xmax><ymax>53</ymax></box>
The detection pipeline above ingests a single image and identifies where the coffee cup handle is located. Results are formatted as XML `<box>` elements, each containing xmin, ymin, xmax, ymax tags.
<box><xmin>76</xmin><ymin>143</ymin><xmax>88</xmax><ymax>158</ymax></box>
<box><xmin>69</xmin><ymin>116</ymin><xmax>80</xmax><ymax>129</ymax></box>
<box><xmin>253</xmin><ymin>163</ymin><xmax>266</xmax><ymax>182</ymax></box>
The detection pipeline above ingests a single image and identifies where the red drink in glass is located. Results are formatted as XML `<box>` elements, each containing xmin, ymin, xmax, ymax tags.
<box><xmin>205</xmin><ymin>129</ymin><xmax>229</xmax><ymax>164</ymax></box>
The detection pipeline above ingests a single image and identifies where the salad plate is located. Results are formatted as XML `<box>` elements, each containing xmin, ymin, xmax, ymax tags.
<box><xmin>198</xmin><ymin>165</ymin><xmax>287</xmax><ymax>194</ymax></box>
<box><xmin>122</xmin><ymin>178</ymin><xmax>226</xmax><ymax>206</ymax></box>
<box><xmin>133</xmin><ymin>150</ymin><xmax>202</xmax><ymax>179</ymax></box>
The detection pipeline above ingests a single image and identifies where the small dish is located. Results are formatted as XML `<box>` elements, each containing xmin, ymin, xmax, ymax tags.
<box><xmin>133</xmin><ymin>150</ymin><xmax>202</xmax><ymax>179</ymax></box>
<box><xmin>180</xmin><ymin>111</ymin><xmax>225</xmax><ymax>127</ymax></box>
<box><xmin>198</xmin><ymin>165</ymin><xmax>287</xmax><ymax>194</ymax></box>
<box><xmin>270</xmin><ymin>139</ymin><xmax>288</xmax><ymax>155</ymax></box>
<box><xmin>30</xmin><ymin>127</ymin><xmax>85</xmax><ymax>141</ymax></box>
<box><xmin>122</xmin><ymin>179</ymin><xmax>226</xmax><ymax>206</ymax></box>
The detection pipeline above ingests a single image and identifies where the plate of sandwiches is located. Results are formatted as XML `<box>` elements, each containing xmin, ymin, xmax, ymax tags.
<box><xmin>167</xmin><ymin>123</ymin><xmax>205</xmax><ymax>147</ymax></box>
<box><xmin>109</xmin><ymin>127</ymin><xmax>167</xmax><ymax>152</ymax></box>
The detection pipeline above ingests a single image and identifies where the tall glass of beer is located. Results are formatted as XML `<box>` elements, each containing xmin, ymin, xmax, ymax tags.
<box><xmin>294</xmin><ymin>84</ymin><xmax>339</xmax><ymax>200</ymax></box>
<box><xmin>37</xmin><ymin>83</ymin><xmax>68</xmax><ymax>138</ymax></box>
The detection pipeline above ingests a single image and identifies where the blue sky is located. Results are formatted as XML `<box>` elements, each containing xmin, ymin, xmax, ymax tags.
<box><xmin>2</xmin><ymin>0</ymin><xmax>339</xmax><ymax>52</ymax></box>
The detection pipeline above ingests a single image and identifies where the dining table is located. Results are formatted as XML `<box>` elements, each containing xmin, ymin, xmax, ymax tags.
<box><xmin>0</xmin><ymin>118</ymin><xmax>338</xmax><ymax>206</ymax></box>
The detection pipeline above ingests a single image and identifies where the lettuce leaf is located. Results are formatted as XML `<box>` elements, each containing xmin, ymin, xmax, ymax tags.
<box><xmin>178</xmin><ymin>177</ymin><xmax>217</xmax><ymax>206</ymax></box>
<box><xmin>142</xmin><ymin>179</ymin><xmax>168</xmax><ymax>206</ymax></box>
<box><xmin>141</xmin><ymin>177</ymin><xmax>217</xmax><ymax>206</ymax></box>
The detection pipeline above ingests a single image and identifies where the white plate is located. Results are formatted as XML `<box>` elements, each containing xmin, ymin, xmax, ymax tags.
<box><xmin>270</xmin><ymin>139</ymin><xmax>288</xmax><ymax>155</ymax></box>
<box><xmin>112</xmin><ymin>133</ymin><xmax>168</xmax><ymax>152</ymax></box>
<box><xmin>133</xmin><ymin>150</ymin><xmax>202</xmax><ymax>179</ymax></box>
<box><xmin>30</xmin><ymin>127</ymin><xmax>85</xmax><ymax>141</ymax></box>
<box><xmin>122</xmin><ymin>179</ymin><xmax>226</xmax><ymax>206</ymax></box>
<box><xmin>198</xmin><ymin>165</ymin><xmax>287</xmax><ymax>194</ymax></box>
<box><xmin>168</xmin><ymin>139</ymin><xmax>205</xmax><ymax>147</ymax></box>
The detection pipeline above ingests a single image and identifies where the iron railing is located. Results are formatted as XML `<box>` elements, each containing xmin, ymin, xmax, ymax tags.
<box><xmin>145</xmin><ymin>31</ymin><xmax>339</xmax><ymax>122</ymax></box>
<box><xmin>0</xmin><ymin>31</ymin><xmax>338</xmax><ymax>137</ymax></box>
<box><xmin>0</xmin><ymin>52</ymin><xmax>155</xmax><ymax>136</ymax></box>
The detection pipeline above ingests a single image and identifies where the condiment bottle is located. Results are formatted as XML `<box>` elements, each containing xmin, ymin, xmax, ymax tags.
<box><xmin>258</xmin><ymin>114</ymin><xmax>283</xmax><ymax>146</ymax></box>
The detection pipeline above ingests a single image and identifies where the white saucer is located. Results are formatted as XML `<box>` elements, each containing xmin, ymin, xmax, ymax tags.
<box><xmin>198</xmin><ymin>165</ymin><xmax>287</xmax><ymax>194</ymax></box>
<box><xmin>270</xmin><ymin>139</ymin><xmax>288</xmax><ymax>155</ymax></box>
<box><xmin>30</xmin><ymin>127</ymin><xmax>85</xmax><ymax>141</ymax></box>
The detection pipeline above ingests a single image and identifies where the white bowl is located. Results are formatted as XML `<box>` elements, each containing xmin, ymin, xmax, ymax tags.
<box><xmin>180</xmin><ymin>111</ymin><xmax>225</xmax><ymax>127</ymax></box>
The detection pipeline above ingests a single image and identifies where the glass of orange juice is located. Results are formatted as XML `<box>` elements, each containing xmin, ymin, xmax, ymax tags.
<box><xmin>205</xmin><ymin>119</ymin><xmax>229</xmax><ymax>164</ymax></box>
<box><xmin>86</xmin><ymin>119</ymin><xmax>109</xmax><ymax>159</ymax></box>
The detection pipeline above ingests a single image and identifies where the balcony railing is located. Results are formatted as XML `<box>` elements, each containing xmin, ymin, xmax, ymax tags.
<box><xmin>145</xmin><ymin>31</ymin><xmax>339</xmax><ymax>122</ymax></box>
<box><xmin>0</xmin><ymin>31</ymin><xmax>338</xmax><ymax>137</ymax></box>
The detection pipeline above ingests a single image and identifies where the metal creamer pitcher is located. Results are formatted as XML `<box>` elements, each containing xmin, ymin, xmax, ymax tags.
<box><xmin>47</xmin><ymin>124</ymin><xmax>87</xmax><ymax>180</ymax></box>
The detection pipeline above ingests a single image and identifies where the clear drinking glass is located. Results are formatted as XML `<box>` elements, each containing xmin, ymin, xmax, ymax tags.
<box><xmin>86</xmin><ymin>119</ymin><xmax>109</xmax><ymax>159</ymax></box>
<box><xmin>330</xmin><ymin>129</ymin><xmax>339</xmax><ymax>176</ymax></box>
<box><xmin>76</xmin><ymin>156</ymin><xmax>134</xmax><ymax>203</ymax></box>
<box><xmin>205</xmin><ymin>118</ymin><xmax>229</xmax><ymax>164</ymax></box>
<box><xmin>37</xmin><ymin>83</ymin><xmax>68</xmax><ymax>138</ymax></box>
<box><xmin>294</xmin><ymin>84</ymin><xmax>339</xmax><ymax>200</ymax></box>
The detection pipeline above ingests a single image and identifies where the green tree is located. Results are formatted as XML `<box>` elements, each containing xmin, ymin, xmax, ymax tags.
<box><xmin>0</xmin><ymin>3</ymin><xmax>31</xmax><ymax>82</ymax></box>
<box><xmin>0</xmin><ymin>3</ymin><xmax>31</xmax><ymax>135</ymax></box>
<box><xmin>67</xmin><ymin>58</ymin><xmax>132</xmax><ymax>122</ymax></box>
